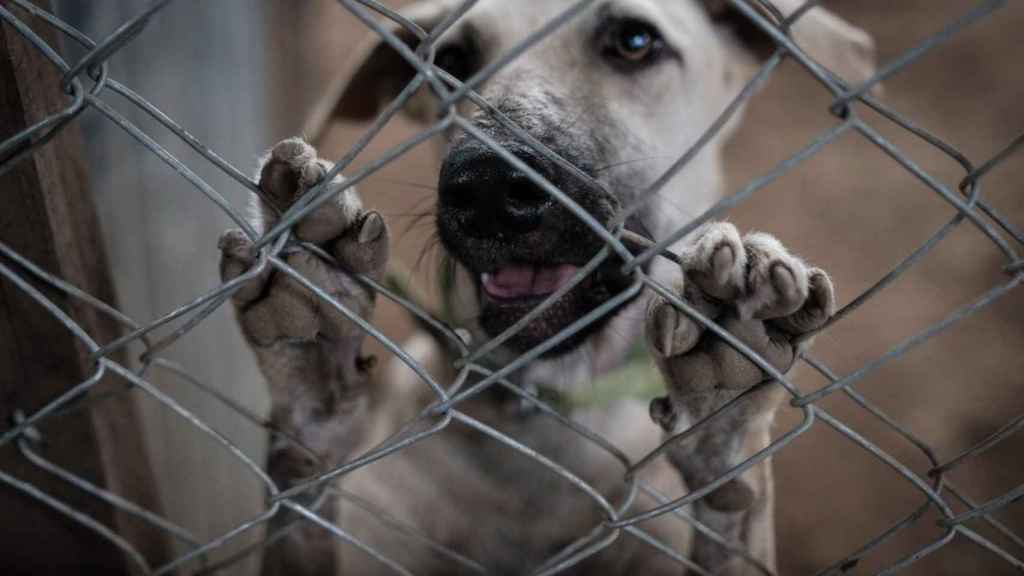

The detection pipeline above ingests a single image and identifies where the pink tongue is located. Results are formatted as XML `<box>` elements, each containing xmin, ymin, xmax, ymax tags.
<box><xmin>482</xmin><ymin>264</ymin><xmax>579</xmax><ymax>299</ymax></box>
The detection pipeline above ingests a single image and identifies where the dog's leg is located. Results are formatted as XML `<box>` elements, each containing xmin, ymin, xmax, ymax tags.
<box><xmin>645</xmin><ymin>222</ymin><xmax>834</xmax><ymax>575</ymax></box>
<box><xmin>219</xmin><ymin>139</ymin><xmax>389</xmax><ymax>575</ymax></box>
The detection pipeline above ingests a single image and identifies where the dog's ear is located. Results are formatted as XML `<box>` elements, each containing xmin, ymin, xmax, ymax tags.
<box><xmin>703</xmin><ymin>0</ymin><xmax>877</xmax><ymax>91</ymax></box>
<box><xmin>304</xmin><ymin>0</ymin><xmax>454</xmax><ymax>142</ymax></box>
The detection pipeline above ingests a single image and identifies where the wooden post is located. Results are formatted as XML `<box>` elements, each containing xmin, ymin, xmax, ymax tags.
<box><xmin>0</xmin><ymin>3</ymin><xmax>175</xmax><ymax>573</ymax></box>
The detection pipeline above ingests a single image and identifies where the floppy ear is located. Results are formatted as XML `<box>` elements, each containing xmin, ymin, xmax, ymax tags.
<box><xmin>303</xmin><ymin>0</ymin><xmax>456</xmax><ymax>143</ymax></box>
<box><xmin>704</xmin><ymin>0</ymin><xmax>877</xmax><ymax>90</ymax></box>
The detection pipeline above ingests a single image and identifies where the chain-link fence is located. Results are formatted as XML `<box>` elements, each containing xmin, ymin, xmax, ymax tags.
<box><xmin>1</xmin><ymin>0</ymin><xmax>1023</xmax><ymax>574</ymax></box>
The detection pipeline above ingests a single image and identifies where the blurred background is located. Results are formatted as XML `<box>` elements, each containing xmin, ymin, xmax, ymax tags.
<box><xmin>47</xmin><ymin>0</ymin><xmax>1024</xmax><ymax>574</ymax></box>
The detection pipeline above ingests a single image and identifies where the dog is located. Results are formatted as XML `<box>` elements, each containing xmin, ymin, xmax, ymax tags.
<box><xmin>218</xmin><ymin>1</ymin><xmax>876</xmax><ymax>573</ymax></box>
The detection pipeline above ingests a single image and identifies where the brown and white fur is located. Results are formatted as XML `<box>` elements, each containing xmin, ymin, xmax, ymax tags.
<box><xmin>218</xmin><ymin>1</ymin><xmax>876</xmax><ymax>574</ymax></box>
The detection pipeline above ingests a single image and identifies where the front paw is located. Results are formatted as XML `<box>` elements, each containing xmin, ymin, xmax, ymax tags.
<box><xmin>645</xmin><ymin>223</ymin><xmax>834</xmax><ymax>573</ymax></box>
<box><xmin>647</xmin><ymin>222</ymin><xmax>834</xmax><ymax>498</ymax></box>
<box><xmin>219</xmin><ymin>138</ymin><xmax>389</xmax><ymax>348</ymax></box>
<box><xmin>220</xmin><ymin>138</ymin><xmax>391</xmax><ymax>479</ymax></box>
<box><xmin>646</xmin><ymin>222</ymin><xmax>834</xmax><ymax>421</ymax></box>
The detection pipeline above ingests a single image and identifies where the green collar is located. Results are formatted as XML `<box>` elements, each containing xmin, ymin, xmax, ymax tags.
<box><xmin>535</xmin><ymin>342</ymin><xmax>661</xmax><ymax>413</ymax></box>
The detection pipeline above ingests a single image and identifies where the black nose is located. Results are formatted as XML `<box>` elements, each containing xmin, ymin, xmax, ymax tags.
<box><xmin>438</xmin><ymin>146</ymin><xmax>553</xmax><ymax>237</ymax></box>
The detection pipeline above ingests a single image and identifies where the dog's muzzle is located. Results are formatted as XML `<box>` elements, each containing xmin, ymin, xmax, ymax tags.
<box><xmin>435</xmin><ymin>139</ymin><xmax>635</xmax><ymax>356</ymax></box>
<box><xmin>438</xmin><ymin>143</ymin><xmax>580</xmax><ymax>300</ymax></box>
<box><xmin>439</xmin><ymin>144</ymin><xmax>554</xmax><ymax>238</ymax></box>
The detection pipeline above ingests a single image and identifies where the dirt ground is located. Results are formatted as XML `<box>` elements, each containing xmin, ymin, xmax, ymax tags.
<box><xmin>267</xmin><ymin>1</ymin><xmax>1024</xmax><ymax>573</ymax></box>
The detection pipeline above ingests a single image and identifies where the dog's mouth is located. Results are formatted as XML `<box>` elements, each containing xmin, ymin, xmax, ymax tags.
<box><xmin>480</xmin><ymin>263</ymin><xmax>580</xmax><ymax>301</ymax></box>
<box><xmin>435</xmin><ymin>138</ymin><xmax>643</xmax><ymax>357</ymax></box>
<box><xmin>463</xmin><ymin>254</ymin><xmax>635</xmax><ymax>357</ymax></box>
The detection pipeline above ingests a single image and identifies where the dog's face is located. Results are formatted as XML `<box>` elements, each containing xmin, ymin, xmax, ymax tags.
<box><xmin>313</xmin><ymin>0</ymin><xmax>874</xmax><ymax>356</ymax></box>
<box><xmin>431</xmin><ymin>1</ymin><xmax>741</xmax><ymax>354</ymax></box>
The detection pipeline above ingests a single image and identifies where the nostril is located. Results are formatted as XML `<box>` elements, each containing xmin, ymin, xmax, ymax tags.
<box><xmin>506</xmin><ymin>177</ymin><xmax>551</xmax><ymax>210</ymax></box>
<box><xmin>504</xmin><ymin>178</ymin><xmax>552</xmax><ymax>232</ymax></box>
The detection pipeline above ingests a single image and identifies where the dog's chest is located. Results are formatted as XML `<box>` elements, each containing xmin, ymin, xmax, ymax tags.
<box><xmin>338</xmin><ymin>408</ymin><xmax>645</xmax><ymax>574</ymax></box>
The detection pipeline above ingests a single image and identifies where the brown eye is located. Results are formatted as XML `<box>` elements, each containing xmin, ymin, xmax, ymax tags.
<box><xmin>611</xmin><ymin>20</ymin><xmax>664</xmax><ymax>63</ymax></box>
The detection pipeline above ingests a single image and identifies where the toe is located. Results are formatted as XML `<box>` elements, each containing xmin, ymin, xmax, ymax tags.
<box><xmin>218</xmin><ymin>229</ymin><xmax>254</xmax><ymax>278</ymax></box>
<box><xmin>682</xmin><ymin>222</ymin><xmax>747</xmax><ymax>301</ymax></box>
<box><xmin>257</xmin><ymin>139</ymin><xmax>364</xmax><ymax>245</ymax></box>
<box><xmin>331</xmin><ymin>210</ymin><xmax>390</xmax><ymax>276</ymax></box>
<box><xmin>259</xmin><ymin>140</ymin><xmax>314</xmax><ymax>216</ymax></box>
<box><xmin>270</xmin><ymin>137</ymin><xmax>316</xmax><ymax>164</ymax></box>
<box><xmin>219</xmin><ymin>229</ymin><xmax>269</xmax><ymax>305</ymax></box>
<box><xmin>292</xmin><ymin>179</ymin><xmax>363</xmax><ymax>244</ymax></box>
<box><xmin>737</xmin><ymin>233</ymin><xmax>809</xmax><ymax>320</ymax></box>
<box><xmin>646</xmin><ymin>296</ymin><xmax>702</xmax><ymax>359</ymax></box>
<box><xmin>771</xmin><ymin>267</ymin><xmax>835</xmax><ymax>337</ymax></box>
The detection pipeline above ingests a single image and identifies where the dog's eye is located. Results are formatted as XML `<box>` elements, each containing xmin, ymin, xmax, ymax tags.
<box><xmin>605</xmin><ymin>19</ymin><xmax>665</xmax><ymax>66</ymax></box>
<box><xmin>435</xmin><ymin>44</ymin><xmax>472</xmax><ymax>83</ymax></box>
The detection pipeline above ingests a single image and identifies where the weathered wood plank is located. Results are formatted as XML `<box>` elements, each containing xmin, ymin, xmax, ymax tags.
<box><xmin>0</xmin><ymin>3</ymin><xmax>174</xmax><ymax>573</ymax></box>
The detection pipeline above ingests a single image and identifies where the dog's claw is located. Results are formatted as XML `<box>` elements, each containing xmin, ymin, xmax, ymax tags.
<box><xmin>647</xmin><ymin>297</ymin><xmax>700</xmax><ymax>358</ymax></box>
<box><xmin>331</xmin><ymin>210</ymin><xmax>389</xmax><ymax>276</ymax></box>
<box><xmin>711</xmin><ymin>244</ymin><xmax>738</xmax><ymax>290</ymax></box>
<box><xmin>775</xmin><ymin>268</ymin><xmax>835</xmax><ymax>338</ymax></box>
<box><xmin>683</xmin><ymin>223</ymin><xmax>746</xmax><ymax>301</ymax></box>
<box><xmin>359</xmin><ymin>211</ymin><xmax>384</xmax><ymax>244</ymax></box>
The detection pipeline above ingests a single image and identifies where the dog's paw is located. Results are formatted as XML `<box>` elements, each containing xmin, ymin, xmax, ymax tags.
<box><xmin>646</xmin><ymin>222</ymin><xmax>834</xmax><ymax>499</ymax></box>
<box><xmin>219</xmin><ymin>138</ymin><xmax>389</xmax><ymax>348</ymax></box>
<box><xmin>647</xmin><ymin>222</ymin><xmax>833</xmax><ymax>406</ymax></box>
<box><xmin>646</xmin><ymin>222</ymin><xmax>834</xmax><ymax>573</ymax></box>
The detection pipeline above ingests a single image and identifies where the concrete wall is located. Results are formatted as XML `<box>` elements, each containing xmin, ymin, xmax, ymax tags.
<box><xmin>56</xmin><ymin>2</ymin><xmax>271</xmax><ymax>572</ymax></box>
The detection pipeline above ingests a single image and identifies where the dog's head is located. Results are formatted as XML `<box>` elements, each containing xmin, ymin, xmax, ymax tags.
<box><xmin>310</xmin><ymin>0</ymin><xmax>875</xmax><ymax>356</ymax></box>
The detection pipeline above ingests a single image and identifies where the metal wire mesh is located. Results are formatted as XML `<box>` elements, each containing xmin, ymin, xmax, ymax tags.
<box><xmin>1</xmin><ymin>0</ymin><xmax>1023</xmax><ymax>574</ymax></box>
